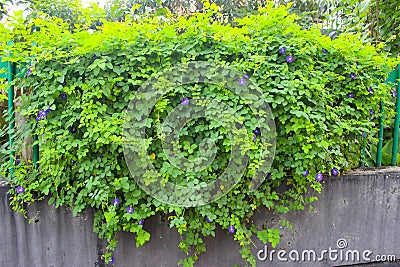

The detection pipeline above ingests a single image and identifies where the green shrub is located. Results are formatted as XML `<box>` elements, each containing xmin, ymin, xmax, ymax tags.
<box><xmin>0</xmin><ymin>3</ymin><xmax>397</xmax><ymax>266</ymax></box>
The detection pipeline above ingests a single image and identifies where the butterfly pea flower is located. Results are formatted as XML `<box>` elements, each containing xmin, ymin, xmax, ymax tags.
<box><xmin>316</xmin><ymin>173</ymin><xmax>323</xmax><ymax>182</ymax></box>
<box><xmin>286</xmin><ymin>55</ymin><xmax>295</xmax><ymax>63</ymax></box>
<box><xmin>26</xmin><ymin>67</ymin><xmax>32</xmax><ymax>76</ymax></box>
<box><xmin>322</xmin><ymin>48</ymin><xmax>328</xmax><ymax>54</ymax></box>
<box><xmin>15</xmin><ymin>155</ymin><xmax>20</xmax><ymax>165</ymax></box>
<box><xmin>36</xmin><ymin>109</ymin><xmax>47</xmax><ymax>122</ymax></box>
<box><xmin>238</xmin><ymin>77</ymin><xmax>247</xmax><ymax>86</ymax></box>
<box><xmin>228</xmin><ymin>225</ymin><xmax>235</xmax><ymax>233</ymax></box>
<box><xmin>302</xmin><ymin>170</ymin><xmax>309</xmax><ymax>177</ymax></box>
<box><xmin>368</xmin><ymin>87</ymin><xmax>373</xmax><ymax>94</ymax></box>
<box><xmin>112</xmin><ymin>198</ymin><xmax>120</xmax><ymax>206</ymax></box>
<box><xmin>181</xmin><ymin>97</ymin><xmax>189</xmax><ymax>106</ymax></box>
<box><xmin>109</xmin><ymin>256</ymin><xmax>114</xmax><ymax>264</ymax></box>
<box><xmin>331</xmin><ymin>168</ymin><xmax>339</xmax><ymax>176</ymax></box>
<box><xmin>70</xmin><ymin>125</ymin><xmax>77</xmax><ymax>134</ymax></box>
<box><xmin>205</xmin><ymin>217</ymin><xmax>211</xmax><ymax>223</ymax></box>
<box><xmin>253</xmin><ymin>135</ymin><xmax>257</xmax><ymax>141</ymax></box>
<box><xmin>347</xmin><ymin>93</ymin><xmax>354</xmax><ymax>98</ymax></box>
<box><xmin>393</xmin><ymin>89</ymin><xmax>397</xmax><ymax>97</ymax></box>
<box><xmin>243</xmin><ymin>74</ymin><xmax>250</xmax><ymax>79</ymax></box>
<box><xmin>138</xmin><ymin>219</ymin><xmax>145</xmax><ymax>226</ymax></box>
<box><xmin>126</xmin><ymin>206</ymin><xmax>134</xmax><ymax>214</ymax></box>
<box><xmin>253</xmin><ymin>127</ymin><xmax>261</xmax><ymax>135</ymax></box>
<box><xmin>61</xmin><ymin>92</ymin><xmax>67</xmax><ymax>100</ymax></box>
<box><xmin>16</xmin><ymin>185</ymin><xmax>24</xmax><ymax>194</ymax></box>
<box><xmin>350</xmin><ymin>73</ymin><xmax>356</xmax><ymax>79</ymax></box>
<box><xmin>279</xmin><ymin>47</ymin><xmax>287</xmax><ymax>55</ymax></box>
<box><xmin>369</xmin><ymin>109</ymin><xmax>374</xmax><ymax>116</ymax></box>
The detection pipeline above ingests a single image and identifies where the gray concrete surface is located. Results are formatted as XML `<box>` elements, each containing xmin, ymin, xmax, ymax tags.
<box><xmin>1</xmin><ymin>169</ymin><xmax>400</xmax><ymax>267</ymax></box>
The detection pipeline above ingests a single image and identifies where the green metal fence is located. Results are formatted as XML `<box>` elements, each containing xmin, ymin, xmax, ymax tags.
<box><xmin>387</xmin><ymin>67</ymin><xmax>400</xmax><ymax>165</ymax></box>
<box><xmin>0</xmin><ymin>59</ymin><xmax>399</xmax><ymax>172</ymax></box>
<box><xmin>1</xmin><ymin>59</ymin><xmax>39</xmax><ymax>175</ymax></box>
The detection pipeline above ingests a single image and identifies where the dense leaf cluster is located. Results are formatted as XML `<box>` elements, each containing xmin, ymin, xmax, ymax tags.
<box><xmin>0</xmin><ymin>3</ymin><xmax>396</xmax><ymax>266</ymax></box>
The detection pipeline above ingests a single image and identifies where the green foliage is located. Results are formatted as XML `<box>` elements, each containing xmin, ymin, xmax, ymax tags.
<box><xmin>284</xmin><ymin>0</ymin><xmax>400</xmax><ymax>56</ymax></box>
<box><xmin>27</xmin><ymin>0</ymin><xmax>83</xmax><ymax>24</ymax></box>
<box><xmin>0</xmin><ymin>3</ymin><xmax>397</xmax><ymax>266</ymax></box>
<box><xmin>366</xmin><ymin>124</ymin><xmax>400</xmax><ymax>167</ymax></box>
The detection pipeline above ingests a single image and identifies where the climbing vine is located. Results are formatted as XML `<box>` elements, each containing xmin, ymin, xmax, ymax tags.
<box><xmin>0</xmin><ymin>2</ymin><xmax>397</xmax><ymax>266</ymax></box>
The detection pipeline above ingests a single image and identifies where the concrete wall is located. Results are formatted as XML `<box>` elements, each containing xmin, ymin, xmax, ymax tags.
<box><xmin>1</xmin><ymin>169</ymin><xmax>400</xmax><ymax>267</ymax></box>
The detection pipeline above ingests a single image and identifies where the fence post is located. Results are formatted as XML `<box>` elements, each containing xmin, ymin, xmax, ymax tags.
<box><xmin>391</xmin><ymin>64</ymin><xmax>400</xmax><ymax>165</ymax></box>
<box><xmin>33</xmin><ymin>135</ymin><xmax>38</xmax><ymax>167</ymax></box>
<box><xmin>7</xmin><ymin>60</ymin><xmax>16</xmax><ymax>176</ymax></box>
<box><xmin>376</xmin><ymin>102</ymin><xmax>384</xmax><ymax>166</ymax></box>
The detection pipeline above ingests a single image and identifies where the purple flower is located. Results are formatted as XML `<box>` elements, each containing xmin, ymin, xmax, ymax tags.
<box><xmin>316</xmin><ymin>173</ymin><xmax>323</xmax><ymax>182</ymax></box>
<box><xmin>369</xmin><ymin>109</ymin><xmax>374</xmax><ymax>116</ymax></box>
<box><xmin>347</xmin><ymin>93</ymin><xmax>354</xmax><ymax>98</ymax></box>
<box><xmin>36</xmin><ymin>109</ymin><xmax>47</xmax><ymax>122</ymax></box>
<box><xmin>61</xmin><ymin>81</ymin><xmax>67</xmax><ymax>87</ymax></box>
<box><xmin>322</xmin><ymin>48</ymin><xmax>328</xmax><ymax>54</ymax></box>
<box><xmin>15</xmin><ymin>155</ymin><xmax>20</xmax><ymax>165</ymax></box>
<box><xmin>92</xmin><ymin>54</ymin><xmax>99</xmax><ymax>60</ymax></box>
<box><xmin>356</xmin><ymin>61</ymin><xmax>359</xmax><ymax>66</ymax></box>
<box><xmin>253</xmin><ymin>135</ymin><xmax>257</xmax><ymax>141</ymax></box>
<box><xmin>279</xmin><ymin>47</ymin><xmax>287</xmax><ymax>55</ymax></box>
<box><xmin>368</xmin><ymin>87</ymin><xmax>373</xmax><ymax>94</ymax></box>
<box><xmin>253</xmin><ymin>127</ymin><xmax>261</xmax><ymax>135</ymax></box>
<box><xmin>205</xmin><ymin>217</ymin><xmax>211</xmax><ymax>223</ymax></box>
<box><xmin>138</xmin><ymin>219</ymin><xmax>145</xmax><ymax>226</ymax></box>
<box><xmin>302</xmin><ymin>170</ymin><xmax>309</xmax><ymax>177</ymax></box>
<box><xmin>181</xmin><ymin>97</ymin><xmax>189</xmax><ymax>106</ymax></box>
<box><xmin>16</xmin><ymin>185</ymin><xmax>24</xmax><ymax>194</ymax></box>
<box><xmin>109</xmin><ymin>256</ymin><xmax>114</xmax><ymax>264</ymax></box>
<box><xmin>71</xmin><ymin>159</ymin><xmax>75</xmax><ymax>165</ymax></box>
<box><xmin>393</xmin><ymin>89</ymin><xmax>397</xmax><ymax>98</ymax></box>
<box><xmin>61</xmin><ymin>92</ymin><xmax>67</xmax><ymax>100</ymax></box>
<box><xmin>350</xmin><ymin>73</ymin><xmax>356</xmax><ymax>79</ymax></box>
<box><xmin>228</xmin><ymin>225</ymin><xmax>235</xmax><ymax>233</ymax></box>
<box><xmin>26</xmin><ymin>68</ymin><xmax>32</xmax><ymax>76</ymax></box>
<box><xmin>286</xmin><ymin>55</ymin><xmax>295</xmax><ymax>63</ymax></box>
<box><xmin>331</xmin><ymin>168</ymin><xmax>339</xmax><ymax>176</ymax></box>
<box><xmin>70</xmin><ymin>126</ymin><xmax>77</xmax><ymax>134</ymax></box>
<box><xmin>238</xmin><ymin>77</ymin><xmax>247</xmax><ymax>86</ymax></box>
<box><xmin>243</xmin><ymin>74</ymin><xmax>250</xmax><ymax>79</ymax></box>
<box><xmin>361</xmin><ymin>131</ymin><xmax>367</xmax><ymax>138</ymax></box>
<box><xmin>112</xmin><ymin>198</ymin><xmax>120</xmax><ymax>206</ymax></box>
<box><xmin>100</xmin><ymin>155</ymin><xmax>103</xmax><ymax>160</ymax></box>
<box><xmin>126</xmin><ymin>206</ymin><xmax>134</xmax><ymax>214</ymax></box>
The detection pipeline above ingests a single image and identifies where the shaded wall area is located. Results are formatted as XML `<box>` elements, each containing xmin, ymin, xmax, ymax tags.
<box><xmin>1</xmin><ymin>169</ymin><xmax>400</xmax><ymax>267</ymax></box>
